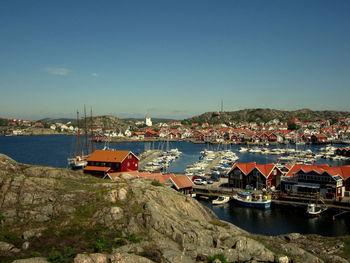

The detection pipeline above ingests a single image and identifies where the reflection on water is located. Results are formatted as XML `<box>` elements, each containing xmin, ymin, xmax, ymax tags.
<box><xmin>200</xmin><ymin>200</ymin><xmax>350</xmax><ymax>236</ymax></box>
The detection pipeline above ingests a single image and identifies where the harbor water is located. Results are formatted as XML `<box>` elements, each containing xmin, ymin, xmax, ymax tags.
<box><xmin>1</xmin><ymin>135</ymin><xmax>350</xmax><ymax>236</ymax></box>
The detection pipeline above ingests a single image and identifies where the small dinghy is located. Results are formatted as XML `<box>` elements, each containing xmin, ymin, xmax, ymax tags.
<box><xmin>212</xmin><ymin>196</ymin><xmax>230</xmax><ymax>205</ymax></box>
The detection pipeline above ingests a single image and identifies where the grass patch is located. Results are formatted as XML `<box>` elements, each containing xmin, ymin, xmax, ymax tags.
<box><xmin>339</xmin><ymin>237</ymin><xmax>350</xmax><ymax>259</ymax></box>
<box><xmin>151</xmin><ymin>180</ymin><xmax>163</xmax><ymax>187</ymax></box>
<box><xmin>249</xmin><ymin>235</ymin><xmax>289</xmax><ymax>257</ymax></box>
<box><xmin>209</xmin><ymin>220</ymin><xmax>229</xmax><ymax>228</ymax></box>
<box><xmin>207</xmin><ymin>253</ymin><xmax>228</xmax><ymax>263</ymax></box>
<box><xmin>129</xmin><ymin>203</ymin><xmax>144</xmax><ymax>214</ymax></box>
<box><xmin>0</xmin><ymin>230</ymin><xmax>22</xmax><ymax>246</ymax></box>
<box><xmin>47</xmin><ymin>247</ymin><xmax>76</xmax><ymax>263</ymax></box>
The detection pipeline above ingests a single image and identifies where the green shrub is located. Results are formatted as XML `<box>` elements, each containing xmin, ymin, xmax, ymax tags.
<box><xmin>151</xmin><ymin>180</ymin><xmax>163</xmax><ymax>187</ymax></box>
<box><xmin>30</xmin><ymin>251</ymin><xmax>42</xmax><ymax>257</ymax></box>
<box><xmin>48</xmin><ymin>247</ymin><xmax>76</xmax><ymax>263</ymax></box>
<box><xmin>209</xmin><ymin>220</ymin><xmax>229</xmax><ymax>228</ymax></box>
<box><xmin>207</xmin><ymin>253</ymin><xmax>228</xmax><ymax>263</ymax></box>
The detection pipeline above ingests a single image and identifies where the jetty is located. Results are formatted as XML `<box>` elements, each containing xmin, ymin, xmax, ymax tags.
<box><xmin>192</xmin><ymin>185</ymin><xmax>350</xmax><ymax>211</ymax></box>
<box><xmin>138</xmin><ymin>150</ymin><xmax>163</xmax><ymax>170</ymax></box>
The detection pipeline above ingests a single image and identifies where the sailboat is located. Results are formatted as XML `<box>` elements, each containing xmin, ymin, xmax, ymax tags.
<box><xmin>67</xmin><ymin>107</ymin><xmax>94</xmax><ymax>170</ymax></box>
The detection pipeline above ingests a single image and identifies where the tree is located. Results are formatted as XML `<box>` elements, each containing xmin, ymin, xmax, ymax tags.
<box><xmin>0</xmin><ymin>118</ymin><xmax>9</xmax><ymax>126</ymax></box>
<box><xmin>287</xmin><ymin>121</ymin><xmax>300</xmax><ymax>130</ymax></box>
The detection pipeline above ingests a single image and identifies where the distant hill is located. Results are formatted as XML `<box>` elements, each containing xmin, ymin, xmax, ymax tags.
<box><xmin>38</xmin><ymin>118</ymin><xmax>75</xmax><ymax>124</ymax></box>
<box><xmin>79</xmin><ymin>115</ymin><xmax>136</xmax><ymax>131</ymax></box>
<box><xmin>183</xmin><ymin>108</ymin><xmax>350</xmax><ymax>125</ymax></box>
<box><xmin>122</xmin><ymin>117</ymin><xmax>178</xmax><ymax>122</ymax></box>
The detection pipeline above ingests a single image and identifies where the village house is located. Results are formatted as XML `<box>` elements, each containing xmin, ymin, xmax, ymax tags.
<box><xmin>311</xmin><ymin>134</ymin><xmax>328</xmax><ymax>143</ymax></box>
<box><xmin>132</xmin><ymin>131</ymin><xmax>145</xmax><ymax>139</ymax></box>
<box><xmin>228</xmin><ymin>162</ymin><xmax>282</xmax><ymax>190</ymax></box>
<box><xmin>280</xmin><ymin>164</ymin><xmax>350</xmax><ymax>199</ymax></box>
<box><xmin>336</xmin><ymin>148</ymin><xmax>350</xmax><ymax>157</ymax></box>
<box><xmin>84</xmin><ymin>150</ymin><xmax>139</xmax><ymax>177</ymax></box>
<box><xmin>144</xmin><ymin>129</ymin><xmax>158</xmax><ymax>138</ymax></box>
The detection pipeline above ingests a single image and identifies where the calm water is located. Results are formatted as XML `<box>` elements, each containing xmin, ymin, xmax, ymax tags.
<box><xmin>1</xmin><ymin>135</ymin><xmax>350</xmax><ymax>236</ymax></box>
<box><xmin>200</xmin><ymin>201</ymin><xmax>350</xmax><ymax>236</ymax></box>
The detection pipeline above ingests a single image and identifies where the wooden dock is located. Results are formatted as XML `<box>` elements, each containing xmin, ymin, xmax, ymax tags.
<box><xmin>138</xmin><ymin>150</ymin><xmax>163</xmax><ymax>170</ymax></box>
<box><xmin>192</xmin><ymin>187</ymin><xmax>350</xmax><ymax>211</ymax></box>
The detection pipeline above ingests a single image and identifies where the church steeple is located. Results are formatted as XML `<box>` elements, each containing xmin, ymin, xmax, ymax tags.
<box><xmin>145</xmin><ymin>113</ymin><xmax>152</xmax><ymax>127</ymax></box>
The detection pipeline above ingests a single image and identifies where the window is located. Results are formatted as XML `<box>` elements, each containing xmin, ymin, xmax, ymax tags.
<box><xmin>127</xmin><ymin>162</ymin><xmax>130</xmax><ymax>167</ymax></box>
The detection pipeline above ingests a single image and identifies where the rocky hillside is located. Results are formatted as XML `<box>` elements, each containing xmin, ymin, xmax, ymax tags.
<box><xmin>183</xmin><ymin>109</ymin><xmax>350</xmax><ymax>125</ymax></box>
<box><xmin>78</xmin><ymin>115</ymin><xmax>136</xmax><ymax>132</ymax></box>
<box><xmin>0</xmin><ymin>154</ymin><xmax>349</xmax><ymax>263</ymax></box>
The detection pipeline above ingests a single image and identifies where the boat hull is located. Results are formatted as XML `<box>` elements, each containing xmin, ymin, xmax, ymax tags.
<box><xmin>232</xmin><ymin>196</ymin><xmax>271</xmax><ymax>209</ymax></box>
<box><xmin>212</xmin><ymin>196</ymin><xmax>230</xmax><ymax>205</ymax></box>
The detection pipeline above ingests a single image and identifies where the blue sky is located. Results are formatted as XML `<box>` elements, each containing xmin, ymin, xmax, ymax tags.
<box><xmin>0</xmin><ymin>0</ymin><xmax>349</xmax><ymax>120</ymax></box>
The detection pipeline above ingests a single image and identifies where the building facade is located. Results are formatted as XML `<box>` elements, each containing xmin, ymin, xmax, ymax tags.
<box><xmin>84</xmin><ymin>150</ymin><xmax>139</xmax><ymax>177</ymax></box>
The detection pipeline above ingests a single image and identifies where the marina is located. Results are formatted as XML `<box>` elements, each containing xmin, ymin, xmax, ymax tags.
<box><xmin>1</xmin><ymin>135</ymin><xmax>350</xmax><ymax>236</ymax></box>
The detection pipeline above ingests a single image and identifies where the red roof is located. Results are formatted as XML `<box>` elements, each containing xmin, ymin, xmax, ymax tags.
<box><xmin>255</xmin><ymin>164</ymin><xmax>276</xmax><ymax>178</ymax></box>
<box><xmin>234</xmin><ymin>162</ymin><xmax>257</xmax><ymax>175</ymax></box>
<box><xmin>170</xmin><ymin>175</ymin><xmax>194</xmax><ymax>189</ymax></box>
<box><xmin>285</xmin><ymin>164</ymin><xmax>350</xmax><ymax>180</ymax></box>
<box><xmin>233</xmin><ymin>162</ymin><xmax>277</xmax><ymax>178</ymax></box>
<box><xmin>87</xmin><ymin>150</ymin><xmax>138</xmax><ymax>162</ymax></box>
<box><xmin>83</xmin><ymin>166</ymin><xmax>111</xmax><ymax>172</ymax></box>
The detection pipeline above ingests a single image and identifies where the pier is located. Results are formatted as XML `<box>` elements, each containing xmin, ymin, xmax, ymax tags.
<box><xmin>138</xmin><ymin>150</ymin><xmax>163</xmax><ymax>170</ymax></box>
<box><xmin>192</xmin><ymin>185</ymin><xmax>350</xmax><ymax>211</ymax></box>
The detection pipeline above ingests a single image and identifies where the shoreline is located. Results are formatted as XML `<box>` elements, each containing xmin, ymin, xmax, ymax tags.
<box><xmin>2</xmin><ymin>133</ymin><xmax>349</xmax><ymax>145</ymax></box>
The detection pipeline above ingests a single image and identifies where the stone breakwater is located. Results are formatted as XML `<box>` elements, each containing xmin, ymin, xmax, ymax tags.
<box><xmin>0</xmin><ymin>154</ymin><xmax>349</xmax><ymax>263</ymax></box>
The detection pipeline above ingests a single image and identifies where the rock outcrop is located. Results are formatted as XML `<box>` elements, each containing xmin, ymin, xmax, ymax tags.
<box><xmin>0</xmin><ymin>154</ymin><xmax>349</xmax><ymax>263</ymax></box>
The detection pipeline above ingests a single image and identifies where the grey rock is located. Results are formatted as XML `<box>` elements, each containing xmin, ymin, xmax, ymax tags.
<box><xmin>73</xmin><ymin>254</ymin><xmax>94</xmax><ymax>263</ymax></box>
<box><xmin>22</xmin><ymin>227</ymin><xmax>46</xmax><ymax>240</ymax></box>
<box><xmin>275</xmin><ymin>255</ymin><xmax>289</xmax><ymax>263</ymax></box>
<box><xmin>3</xmin><ymin>192</ymin><xmax>18</xmax><ymax>206</ymax></box>
<box><xmin>73</xmin><ymin>253</ymin><xmax>154</xmax><ymax>263</ymax></box>
<box><xmin>0</xmin><ymin>241</ymin><xmax>14</xmax><ymax>251</ymax></box>
<box><xmin>11</xmin><ymin>248</ymin><xmax>21</xmax><ymax>253</ymax></box>
<box><xmin>281</xmin><ymin>243</ymin><xmax>323</xmax><ymax>263</ymax></box>
<box><xmin>119</xmin><ymin>173</ymin><xmax>135</xmax><ymax>180</ymax></box>
<box><xmin>22</xmin><ymin>241</ymin><xmax>30</xmax><ymax>250</ymax></box>
<box><xmin>284</xmin><ymin>233</ymin><xmax>302</xmax><ymax>242</ymax></box>
<box><xmin>11</xmin><ymin>257</ymin><xmax>49</xmax><ymax>263</ymax></box>
<box><xmin>325</xmin><ymin>255</ymin><xmax>348</xmax><ymax>263</ymax></box>
<box><xmin>110</xmin><ymin>252</ymin><xmax>154</xmax><ymax>263</ymax></box>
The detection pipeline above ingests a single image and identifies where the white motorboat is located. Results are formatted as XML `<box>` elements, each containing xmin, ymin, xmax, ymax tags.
<box><xmin>306</xmin><ymin>201</ymin><xmax>328</xmax><ymax>216</ymax></box>
<box><xmin>212</xmin><ymin>196</ymin><xmax>230</xmax><ymax>205</ymax></box>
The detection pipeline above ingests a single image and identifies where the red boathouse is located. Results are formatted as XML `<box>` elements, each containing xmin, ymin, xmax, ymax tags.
<box><xmin>83</xmin><ymin>150</ymin><xmax>139</xmax><ymax>177</ymax></box>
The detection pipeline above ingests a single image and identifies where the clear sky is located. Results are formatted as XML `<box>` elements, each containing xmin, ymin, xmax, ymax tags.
<box><xmin>0</xmin><ymin>0</ymin><xmax>349</xmax><ymax>120</ymax></box>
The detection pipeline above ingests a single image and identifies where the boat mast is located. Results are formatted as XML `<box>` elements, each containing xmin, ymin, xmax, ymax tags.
<box><xmin>84</xmin><ymin>105</ymin><xmax>88</xmax><ymax>155</ymax></box>
<box><xmin>90</xmin><ymin>107</ymin><xmax>95</xmax><ymax>153</ymax></box>
<box><xmin>75</xmin><ymin>110</ymin><xmax>82</xmax><ymax>157</ymax></box>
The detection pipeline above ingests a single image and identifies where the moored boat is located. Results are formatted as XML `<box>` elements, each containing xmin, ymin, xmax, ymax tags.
<box><xmin>212</xmin><ymin>196</ymin><xmax>230</xmax><ymax>205</ymax></box>
<box><xmin>68</xmin><ymin>155</ymin><xmax>88</xmax><ymax>170</ymax></box>
<box><xmin>232</xmin><ymin>192</ymin><xmax>271</xmax><ymax>209</ymax></box>
<box><xmin>306</xmin><ymin>202</ymin><xmax>328</xmax><ymax>217</ymax></box>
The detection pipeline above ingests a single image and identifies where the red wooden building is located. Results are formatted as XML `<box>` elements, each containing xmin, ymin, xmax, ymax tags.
<box><xmin>281</xmin><ymin>164</ymin><xmax>348</xmax><ymax>198</ymax></box>
<box><xmin>228</xmin><ymin>162</ymin><xmax>282</xmax><ymax>190</ymax></box>
<box><xmin>311</xmin><ymin>134</ymin><xmax>328</xmax><ymax>143</ymax></box>
<box><xmin>83</xmin><ymin>150</ymin><xmax>139</xmax><ymax>177</ymax></box>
